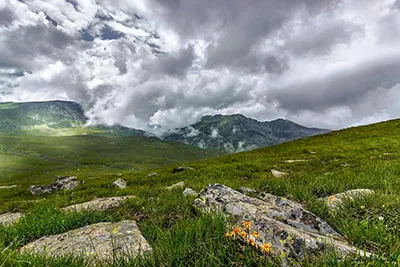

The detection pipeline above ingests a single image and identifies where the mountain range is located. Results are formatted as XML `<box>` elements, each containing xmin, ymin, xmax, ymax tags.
<box><xmin>0</xmin><ymin>101</ymin><xmax>329</xmax><ymax>152</ymax></box>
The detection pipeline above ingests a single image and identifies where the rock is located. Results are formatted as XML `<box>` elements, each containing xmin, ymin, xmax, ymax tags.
<box><xmin>238</xmin><ymin>187</ymin><xmax>257</xmax><ymax>194</ymax></box>
<box><xmin>194</xmin><ymin>184</ymin><xmax>371</xmax><ymax>262</ymax></box>
<box><xmin>284</xmin><ymin>160</ymin><xmax>308</xmax><ymax>163</ymax></box>
<box><xmin>112</xmin><ymin>178</ymin><xmax>127</xmax><ymax>189</ymax></box>
<box><xmin>20</xmin><ymin>220</ymin><xmax>152</xmax><ymax>262</ymax></box>
<box><xmin>148</xmin><ymin>172</ymin><xmax>158</xmax><ymax>177</ymax></box>
<box><xmin>322</xmin><ymin>189</ymin><xmax>375</xmax><ymax>209</ymax></box>
<box><xmin>29</xmin><ymin>176</ymin><xmax>82</xmax><ymax>195</ymax></box>
<box><xmin>172</xmin><ymin>166</ymin><xmax>194</xmax><ymax>174</ymax></box>
<box><xmin>62</xmin><ymin>196</ymin><xmax>136</xmax><ymax>212</ymax></box>
<box><xmin>0</xmin><ymin>212</ymin><xmax>23</xmax><ymax>226</ymax></box>
<box><xmin>166</xmin><ymin>181</ymin><xmax>185</xmax><ymax>190</ymax></box>
<box><xmin>0</xmin><ymin>185</ymin><xmax>17</xmax><ymax>189</ymax></box>
<box><xmin>271</xmin><ymin>169</ymin><xmax>288</xmax><ymax>178</ymax></box>
<box><xmin>183</xmin><ymin>188</ymin><xmax>198</xmax><ymax>197</ymax></box>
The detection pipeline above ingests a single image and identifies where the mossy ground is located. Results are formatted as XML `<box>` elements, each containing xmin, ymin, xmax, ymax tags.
<box><xmin>1</xmin><ymin>119</ymin><xmax>400</xmax><ymax>266</ymax></box>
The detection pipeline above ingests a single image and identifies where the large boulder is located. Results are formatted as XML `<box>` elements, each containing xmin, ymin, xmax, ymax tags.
<box><xmin>29</xmin><ymin>176</ymin><xmax>82</xmax><ymax>195</ymax></box>
<box><xmin>194</xmin><ymin>184</ymin><xmax>370</xmax><ymax>262</ymax></box>
<box><xmin>0</xmin><ymin>212</ymin><xmax>23</xmax><ymax>226</ymax></box>
<box><xmin>20</xmin><ymin>220</ymin><xmax>152</xmax><ymax>262</ymax></box>
<box><xmin>62</xmin><ymin>196</ymin><xmax>136</xmax><ymax>213</ymax></box>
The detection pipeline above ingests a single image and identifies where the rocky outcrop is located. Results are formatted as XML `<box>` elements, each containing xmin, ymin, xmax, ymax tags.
<box><xmin>112</xmin><ymin>178</ymin><xmax>127</xmax><ymax>189</ymax></box>
<box><xmin>322</xmin><ymin>189</ymin><xmax>375</xmax><ymax>209</ymax></box>
<box><xmin>0</xmin><ymin>212</ymin><xmax>23</xmax><ymax>226</ymax></box>
<box><xmin>271</xmin><ymin>170</ymin><xmax>288</xmax><ymax>178</ymax></box>
<box><xmin>20</xmin><ymin>220</ymin><xmax>152</xmax><ymax>262</ymax></box>
<box><xmin>172</xmin><ymin>166</ymin><xmax>194</xmax><ymax>173</ymax></box>
<box><xmin>166</xmin><ymin>181</ymin><xmax>185</xmax><ymax>190</ymax></box>
<box><xmin>29</xmin><ymin>176</ymin><xmax>82</xmax><ymax>195</ymax></box>
<box><xmin>62</xmin><ymin>196</ymin><xmax>136</xmax><ymax>212</ymax></box>
<box><xmin>194</xmin><ymin>184</ymin><xmax>370</xmax><ymax>262</ymax></box>
<box><xmin>183</xmin><ymin>188</ymin><xmax>198</xmax><ymax>197</ymax></box>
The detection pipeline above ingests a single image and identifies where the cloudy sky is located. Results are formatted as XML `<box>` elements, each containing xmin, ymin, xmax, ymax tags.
<box><xmin>1</xmin><ymin>0</ymin><xmax>400</xmax><ymax>134</ymax></box>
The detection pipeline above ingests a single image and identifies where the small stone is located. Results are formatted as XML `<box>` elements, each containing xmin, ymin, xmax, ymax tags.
<box><xmin>20</xmin><ymin>220</ymin><xmax>152</xmax><ymax>262</ymax></box>
<box><xmin>271</xmin><ymin>169</ymin><xmax>288</xmax><ymax>178</ymax></box>
<box><xmin>29</xmin><ymin>176</ymin><xmax>82</xmax><ymax>195</ymax></box>
<box><xmin>112</xmin><ymin>178</ymin><xmax>127</xmax><ymax>189</ymax></box>
<box><xmin>322</xmin><ymin>189</ymin><xmax>374</xmax><ymax>209</ymax></box>
<box><xmin>0</xmin><ymin>185</ymin><xmax>17</xmax><ymax>189</ymax></box>
<box><xmin>0</xmin><ymin>212</ymin><xmax>23</xmax><ymax>226</ymax></box>
<box><xmin>148</xmin><ymin>172</ymin><xmax>158</xmax><ymax>177</ymax></box>
<box><xmin>283</xmin><ymin>160</ymin><xmax>308</xmax><ymax>163</ymax></box>
<box><xmin>172</xmin><ymin>166</ymin><xmax>194</xmax><ymax>174</ymax></box>
<box><xmin>62</xmin><ymin>196</ymin><xmax>136</xmax><ymax>212</ymax></box>
<box><xmin>183</xmin><ymin>188</ymin><xmax>198</xmax><ymax>197</ymax></box>
<box><xmin>166</xmin><ymin>181</ymin><xmax>185</xmax><ymax>190</ymax></box>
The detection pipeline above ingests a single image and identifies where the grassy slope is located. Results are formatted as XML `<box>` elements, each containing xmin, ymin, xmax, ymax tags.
<box><xmin>1</xmin><ymin>119</ymin><xmax>400</xmax><ymax>266</ymax></box>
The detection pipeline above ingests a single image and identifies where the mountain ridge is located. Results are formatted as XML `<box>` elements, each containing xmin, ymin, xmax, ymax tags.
<box><xmin>163</xmin><ymin>114</ymin><xmax>330</xmax><ymax>152</ymax></box>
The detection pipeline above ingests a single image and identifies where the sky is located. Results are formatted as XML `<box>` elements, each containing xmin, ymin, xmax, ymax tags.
<box><xmin>0</xmin><ymin>0</ymin><xmax>400</xmax><ymax>134</ymax></box>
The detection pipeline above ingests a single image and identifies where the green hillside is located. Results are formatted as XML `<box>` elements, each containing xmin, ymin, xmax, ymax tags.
<box><xmin>1</xmin><ymin>119</ymin><xmax>400</xmax><ymax>266</ymax></box>
<box><xmin>0</xmin><ymin>101</ymin><xmax>148</xmax><ymax>136</ymax></box>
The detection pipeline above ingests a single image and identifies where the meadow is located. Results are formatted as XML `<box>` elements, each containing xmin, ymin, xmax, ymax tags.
<box><xmin>1</xmin><ymin>119</ymin><xmax>400</xmax><ymax>266</ymax></box>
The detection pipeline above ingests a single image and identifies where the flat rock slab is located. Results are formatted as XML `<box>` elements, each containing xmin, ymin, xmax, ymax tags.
<box><xmin>194</xmin><ymin>184</ymin><xmax>370</xmax><ymax>262</ymax></box>
<box><xmin>20</xmin><ymin>220</ymin><xmax>152</xmax><ymax>262</ymax></box>
<box><xmin>283</xmin><ymin>160</ymin><xmax>308</xmax><ymax>163</ymax></box>
<box><xmin>62</xmin><ymin>196</ymin><xmax>136</xmax><ymax>213</ymax></box>
<box><xmin>271</xmin><ymin>169</ymin><xmax>288</xmax><ymax>178</ymax></box>
<box><xmin>0</xmin><ymin>212</ymin><xmax>23</xmax><ymax>226</ymax></box>
<box><xmin>323</xmin><ymin>189</ymin><xmax>375</xmax><ymax>209</ymax></box>
<box><xmin>0</xmin><ymin>185</ymin><xmax>17</xmax><ymax>189</ymax></box>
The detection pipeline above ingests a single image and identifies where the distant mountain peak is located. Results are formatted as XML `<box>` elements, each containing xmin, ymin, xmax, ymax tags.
<box><xmin>164</xmin><ymin>114</ymin><xmax>329</xmax><ymax>153</ymax></box>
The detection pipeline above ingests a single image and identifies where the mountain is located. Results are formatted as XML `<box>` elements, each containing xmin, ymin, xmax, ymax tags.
<box><xmin>163</xmin><ymin>114</ymin><xmax>329</xmax><ymax>152</ymax></box>
<box><xmin>0</xmin><ymin>101</ymin><xmax>148</xmax><ymax>137</ymax></box>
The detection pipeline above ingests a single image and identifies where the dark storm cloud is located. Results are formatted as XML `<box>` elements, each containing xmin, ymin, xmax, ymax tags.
<box><xmin>271</xmin><ymin>56</ymin><xmax>400</xmax><ymax>112</ymax></box>
<box><xmin>0</xmin><ymin>24</ymin><xmax>74</xmax><ymax>69</ymax></box>
<box><xmin>0</xmin><ymin>8</ymin><xmax>15</xmax><ymax>26</ymax></box>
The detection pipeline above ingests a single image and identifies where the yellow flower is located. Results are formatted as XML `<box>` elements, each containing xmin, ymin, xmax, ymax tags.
<box><xmin>232</xmin><ymin>227</ymin><xmax>241</xmax><ymax>234</ymax></box>
<box><xmin>225</xmin><ymin>231</ymin><xmax>232</xmax><ymax>238</ymax></box>
<box><xmin>248</xmin><ymin>238</ymin><xmax>256</xmax><ymax>246</ymax></box>
<box><xmin>261</xmin><ymin>243</ymin><xmax>272</xmax><ymax>253</ymax></box>
<box><xmin>328</xmin><ymin>195</ymin><xmax>336</xmax><ymax>203</ymax></box>
<box><xmin>240</xmin><ymin>231</ymin><xmax>247</xmax><ymax>238</ymax></box>
<box><xmin>242</xmin><ymin>221</ymin><xmax>252</xmax><ymax>230</ymax></box>
<box><xmin>251</xmin><ymin>231</ymin><xmax>260</xmax><ymax>238</ymax></box>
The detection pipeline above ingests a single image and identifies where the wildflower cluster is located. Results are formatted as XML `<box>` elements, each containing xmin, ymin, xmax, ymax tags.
<box><xmin>225</xmin><ymin>220</ymin><xmax>272</xmax><ymax>254</ymax></box>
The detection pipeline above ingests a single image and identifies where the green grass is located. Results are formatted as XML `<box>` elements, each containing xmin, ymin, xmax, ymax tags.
<box><xmin>1</xmin><ymin>119</ymin><xmax>400</xmax><ymax>266</ymax></box>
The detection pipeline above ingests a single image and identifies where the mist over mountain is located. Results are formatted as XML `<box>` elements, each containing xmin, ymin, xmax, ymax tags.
<box><xmin>163</xmin><ymin>114</ymin><xmax>329</xmax><ymax>152</ymax></box>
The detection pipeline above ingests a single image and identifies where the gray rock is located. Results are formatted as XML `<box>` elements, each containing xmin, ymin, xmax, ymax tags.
<box><xmin>271</xmin><ymin>170</ymin><xmax>288</xmax><ymax>178</ymax></box>
<box><xmin>322</xmin><ymin>189</ymin><xmax>375</xmax><ymax>209</ymax></box>
<box><xmin>148</xmin><ymin>172</ymin><xmax>158</xmax><ymax>177</ymax></box>
<box><xmin>112</xmin><ymin>178</ymin><xmax>127</xmax><ymax>189</ymax></box>
<box><xmin>284</xmin><ymin>160</ymin><xmax>308</xmax><ymax>163</ymax></box>
<box><xmin>166</xmin><ymin>181</ymin><xmax>185</xmax><ymax>190</ymax></box>
<box><xmin>238</xmin><ymin>187</ymin><xmax>257</xmax><ymax>195</ymax></box>
<box><xmin>194</xmin><ymin>184</ymin><xmax>371</xmax><ymax>262</ymax></box>
<box><xmin>29</xmin><ymin>176</ymin><xmax>82</xmax><ymax>195</ymax></box>
<box><xmin>20</xmin><ymin>220</ymin><xmax>152</xmax><ymax>262</ymax></box>
<box><xmin>172</xmin><ymin>166</ymin><xmax>194</xmax><ymax>173</ymax></box>
<box><xmin>0</xmin><ymin>212</ymin><xmax>23</xmax><ymax>226</ymax></box>
<box><xmin>183</xmin><ymin>188</ymin><xmax>198</xmax><ymax>197</ymax></box>
<box><xmin>0</xmin><ymin>185</ymin><xmax>17</xmax><ymax>189</ymax></box>
<box><xmin>62</xmin><ymin>196</ymin><xmax>136</xmax><ymax>213</ymax></box>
